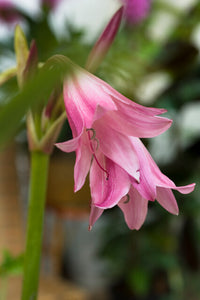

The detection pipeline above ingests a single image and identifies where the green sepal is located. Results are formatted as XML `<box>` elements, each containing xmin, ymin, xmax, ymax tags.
<box><xmin>14</xmin><ymin>25</ymin><xmax>29</xmax><ymax>88</ymax></box>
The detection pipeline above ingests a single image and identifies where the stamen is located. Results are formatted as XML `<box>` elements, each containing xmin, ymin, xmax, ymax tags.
<box><xmin>87</xmin><ymin>128</ymin><xmax>109</xmax><ymax>180</ymax></box>
<box><xmin>123</xmin><ymin>194</ymin><xmax>130</xmax><ymax>204</ymax></box>
<box><xmin>93</xmin><ymin>137</ymin><xmax>99</xmax><ymax>151</ymax></box>
<box><xmin>86</xmin><ymin>128</ymin><xmax>96</xmax><ymax>139</ymax></box>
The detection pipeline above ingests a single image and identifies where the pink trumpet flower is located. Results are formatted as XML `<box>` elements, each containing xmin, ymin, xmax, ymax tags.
<box><xmin>56</xmin><ymin>65</ymin><xmax>195</xmax><ymax>230</ymax></box>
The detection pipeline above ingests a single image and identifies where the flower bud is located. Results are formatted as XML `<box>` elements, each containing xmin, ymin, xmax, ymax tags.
<box><xmin>14</xmin><ymin>25</ymin><xmax>29</xmax><ymax>88</ymax></box>
<box><xmin>85</xmin><ymin>7</ymin><xmax>123</xmax><ymax>73</ymax></box>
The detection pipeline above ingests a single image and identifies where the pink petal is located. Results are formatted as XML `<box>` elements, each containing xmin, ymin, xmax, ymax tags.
<box><xmin>56</xmin><ymin>130</ymin><xmax>91</xmax><ymax>192</ymax></box>
<box><xmin>99</xmin><ymin>79</ymin><xmax>168</xmax><ymax>116</ymax></box>
<box><xmin>118</xmin><ymin>186</ymin><xmax>148</xmax><ymax>230</ymax></box>
<box><xmin>173</xmin><ymin>183</ymin><xmax>196</xmax><ymax>194</ymax></box>
<box><xmin>156</xmin><ymin>187</ymin><xmax>179</xmax><ymax>215</ymax></box>
<box><xmin>74</xmin><ymin>130</ymin><xmax>92</xmax><ymax>192</ymax></box>
<box><xmin>102</xmin><ymin>101</ymin><xmax>172</xmax><ymax>138</ymax></box>
<box><xmin>89</xmin><ymin>204</ymin><xmax>104</xmax><ymax>230</ymax></box>
<box><xmin>63</xmin><ymin>79</ymin><xmax>84</xmax><ymax>137</ymax></box>
<box><xmin>83</xmin><ymin>70</ymin><xmax>168</xmax><ymax>117</ymax></box>
<box><xmin>55</xmin><ymin>135</ymin><xmax>80</xmax><ymax>153</ymax></box>
<box><xmin>65</xmin><ymin>73</ymin><xmax>117</xmax><ymax>129</ymax></box>
<box><xmin>94</xmin><ymin>121</ymin><xmax>140</xmax><ymax>181</ymax></box>
<box><xmin>90</xmin><ymin>152</ymin><xmax>130</xmax><ymax>208</ymax></box>
<box><xmin>134</xmin><ymin>137</ymin><xmax>177</xmax><ymax>189</ymax></box>
<box><xmin>142</xmin><ymin>143</ymin><xmax>196</xmax><ymax>194</ymax></box>
<box><xmin>129</xmin><ymin>137</ymin><xmax>156</xmax><ymax>200</ymax></box>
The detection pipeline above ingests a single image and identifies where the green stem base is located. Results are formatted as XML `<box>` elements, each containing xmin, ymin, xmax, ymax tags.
<box><xmin>21</xmin><ymin>151</ymin><xmax>49</xmax><ymax>300</ymax></box>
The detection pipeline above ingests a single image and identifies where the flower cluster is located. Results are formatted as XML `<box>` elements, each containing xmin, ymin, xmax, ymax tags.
<box><xmin>56</xmin><ymin>65</ymin><xmax>195</xmax><ymax>230</ymax></box>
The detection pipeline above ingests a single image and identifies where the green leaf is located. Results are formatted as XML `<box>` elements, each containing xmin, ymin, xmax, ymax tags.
<box><xmin>0</xmin><ymin>55</ymin><xmax>70</xmax><ymax>147</ymax></box>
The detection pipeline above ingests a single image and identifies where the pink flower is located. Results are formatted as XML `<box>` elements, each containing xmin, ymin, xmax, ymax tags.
<box><xmin>0</xmin><ymin>0</ymin><xmax>21</xmax><ymax>24</ymax></box>
<box><xmin>122</xmin><ymin>0</ymin><xmax>151</xmax><ymax>24</ymax></box>
<box><xmin>89</xmin><ymin>137</ymin><xmax>195</xmax><ymax>230</ymax></box>
<box><xmin>54</xmin><ymin>65</ymin><xmax>195</xmax><ymax>230</ymax></box>
<box><xmin>56</xmin><ymin>65</ymin><xmax>172</xmax><ymax>189</ymax></box>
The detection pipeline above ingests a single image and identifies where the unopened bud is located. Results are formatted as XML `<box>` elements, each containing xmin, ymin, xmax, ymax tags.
<box><xmin>85</xmin><ymin>7</ymin><xmax>123</xmax><ymax>73</ymax></box>
<box><xmin>14</xmin><ymin>25</ymin><xmax>29</xmax><ymax>88</ymax></box>
<box><xmin>23</xmin><ymin>40</ymin><xmax>38</xmax><ymax>82</ymax></box>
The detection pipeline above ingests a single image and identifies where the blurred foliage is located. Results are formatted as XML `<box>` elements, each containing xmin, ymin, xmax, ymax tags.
<box><xmin>0</xmin><ymin>0</ymin><xmax>200</xmax><ymax>299</ymax></box>
<box><xmin>0</xmin><ymin>55</ymin><xmax>70</xmax><ymax>146</ymax></box>
<box><xmin>0</xmin><ymin>250</ymin><xmax>23</xmax><ymax>278</ymax></box>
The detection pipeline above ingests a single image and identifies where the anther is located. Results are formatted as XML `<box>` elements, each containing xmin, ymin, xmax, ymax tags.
<box><xmin>86</xmin><ymin>128</ymin><xmax>96</xmax><ymax>139</ymax></box>
<box><xmin>123</xmin><ymin>194</ymin><xmax>130</xmax><ymax>204</ymax></box>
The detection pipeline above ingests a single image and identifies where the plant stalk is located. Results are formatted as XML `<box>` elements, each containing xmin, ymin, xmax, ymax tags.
<box><xmin>21</xmin><ymin>151</ymin><xmax>49</xmax><ymax>300</ymax></box>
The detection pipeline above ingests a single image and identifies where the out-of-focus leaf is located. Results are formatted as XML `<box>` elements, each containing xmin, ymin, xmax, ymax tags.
<box><xmin>0</xmin><ymin>67</ymin><xmax>16</xmax><ymax>86</ymax></box>
<box><xmin>14</xmin><ymin>25</ymin><xmax>29</xmax><ymax>87</ymax></box>
<box><xmin>128</xmin><ymin>267</ymin><xmax>151</xmax><ymax>296</ymax></box>
<box><xmin>0</xmin><ymin>250</ymin><xmax>23</xmax><ymax>278</ymax></box>
<box><xmin>0</xmin><ymin>55</ymin><xmax>70</xmax><ymax>146</ymax></box>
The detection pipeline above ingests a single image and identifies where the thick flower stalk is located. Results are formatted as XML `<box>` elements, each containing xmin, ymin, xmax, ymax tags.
<box><xmin>56</xmin><ymin>63</ymin><xmax>195</xmax><ymax>229</ymax></box>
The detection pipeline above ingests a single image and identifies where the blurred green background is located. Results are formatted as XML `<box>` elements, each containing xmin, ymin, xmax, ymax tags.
<box><xmin>0</xmin><ymin>0</ymin><xmax>200</xmax><ymax>299</ymax></box>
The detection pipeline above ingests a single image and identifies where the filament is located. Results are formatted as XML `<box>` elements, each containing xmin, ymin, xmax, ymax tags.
<box><xmin>87</xmin><ymin>128</ymin><xmax>109</xmax><ymax>180</ymax></box>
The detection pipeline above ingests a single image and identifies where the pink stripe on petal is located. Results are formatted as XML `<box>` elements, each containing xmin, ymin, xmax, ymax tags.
<box><xmin>156</xmin><ymin>187</ymin><xmax>179</xmax><ymax>215</ymax></box>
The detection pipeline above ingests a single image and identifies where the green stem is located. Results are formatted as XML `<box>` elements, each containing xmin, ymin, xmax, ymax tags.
<box><xmin>21</xmin><ymin>151</ymin><xmax>49</xmax><ymax>300</ymax></box>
